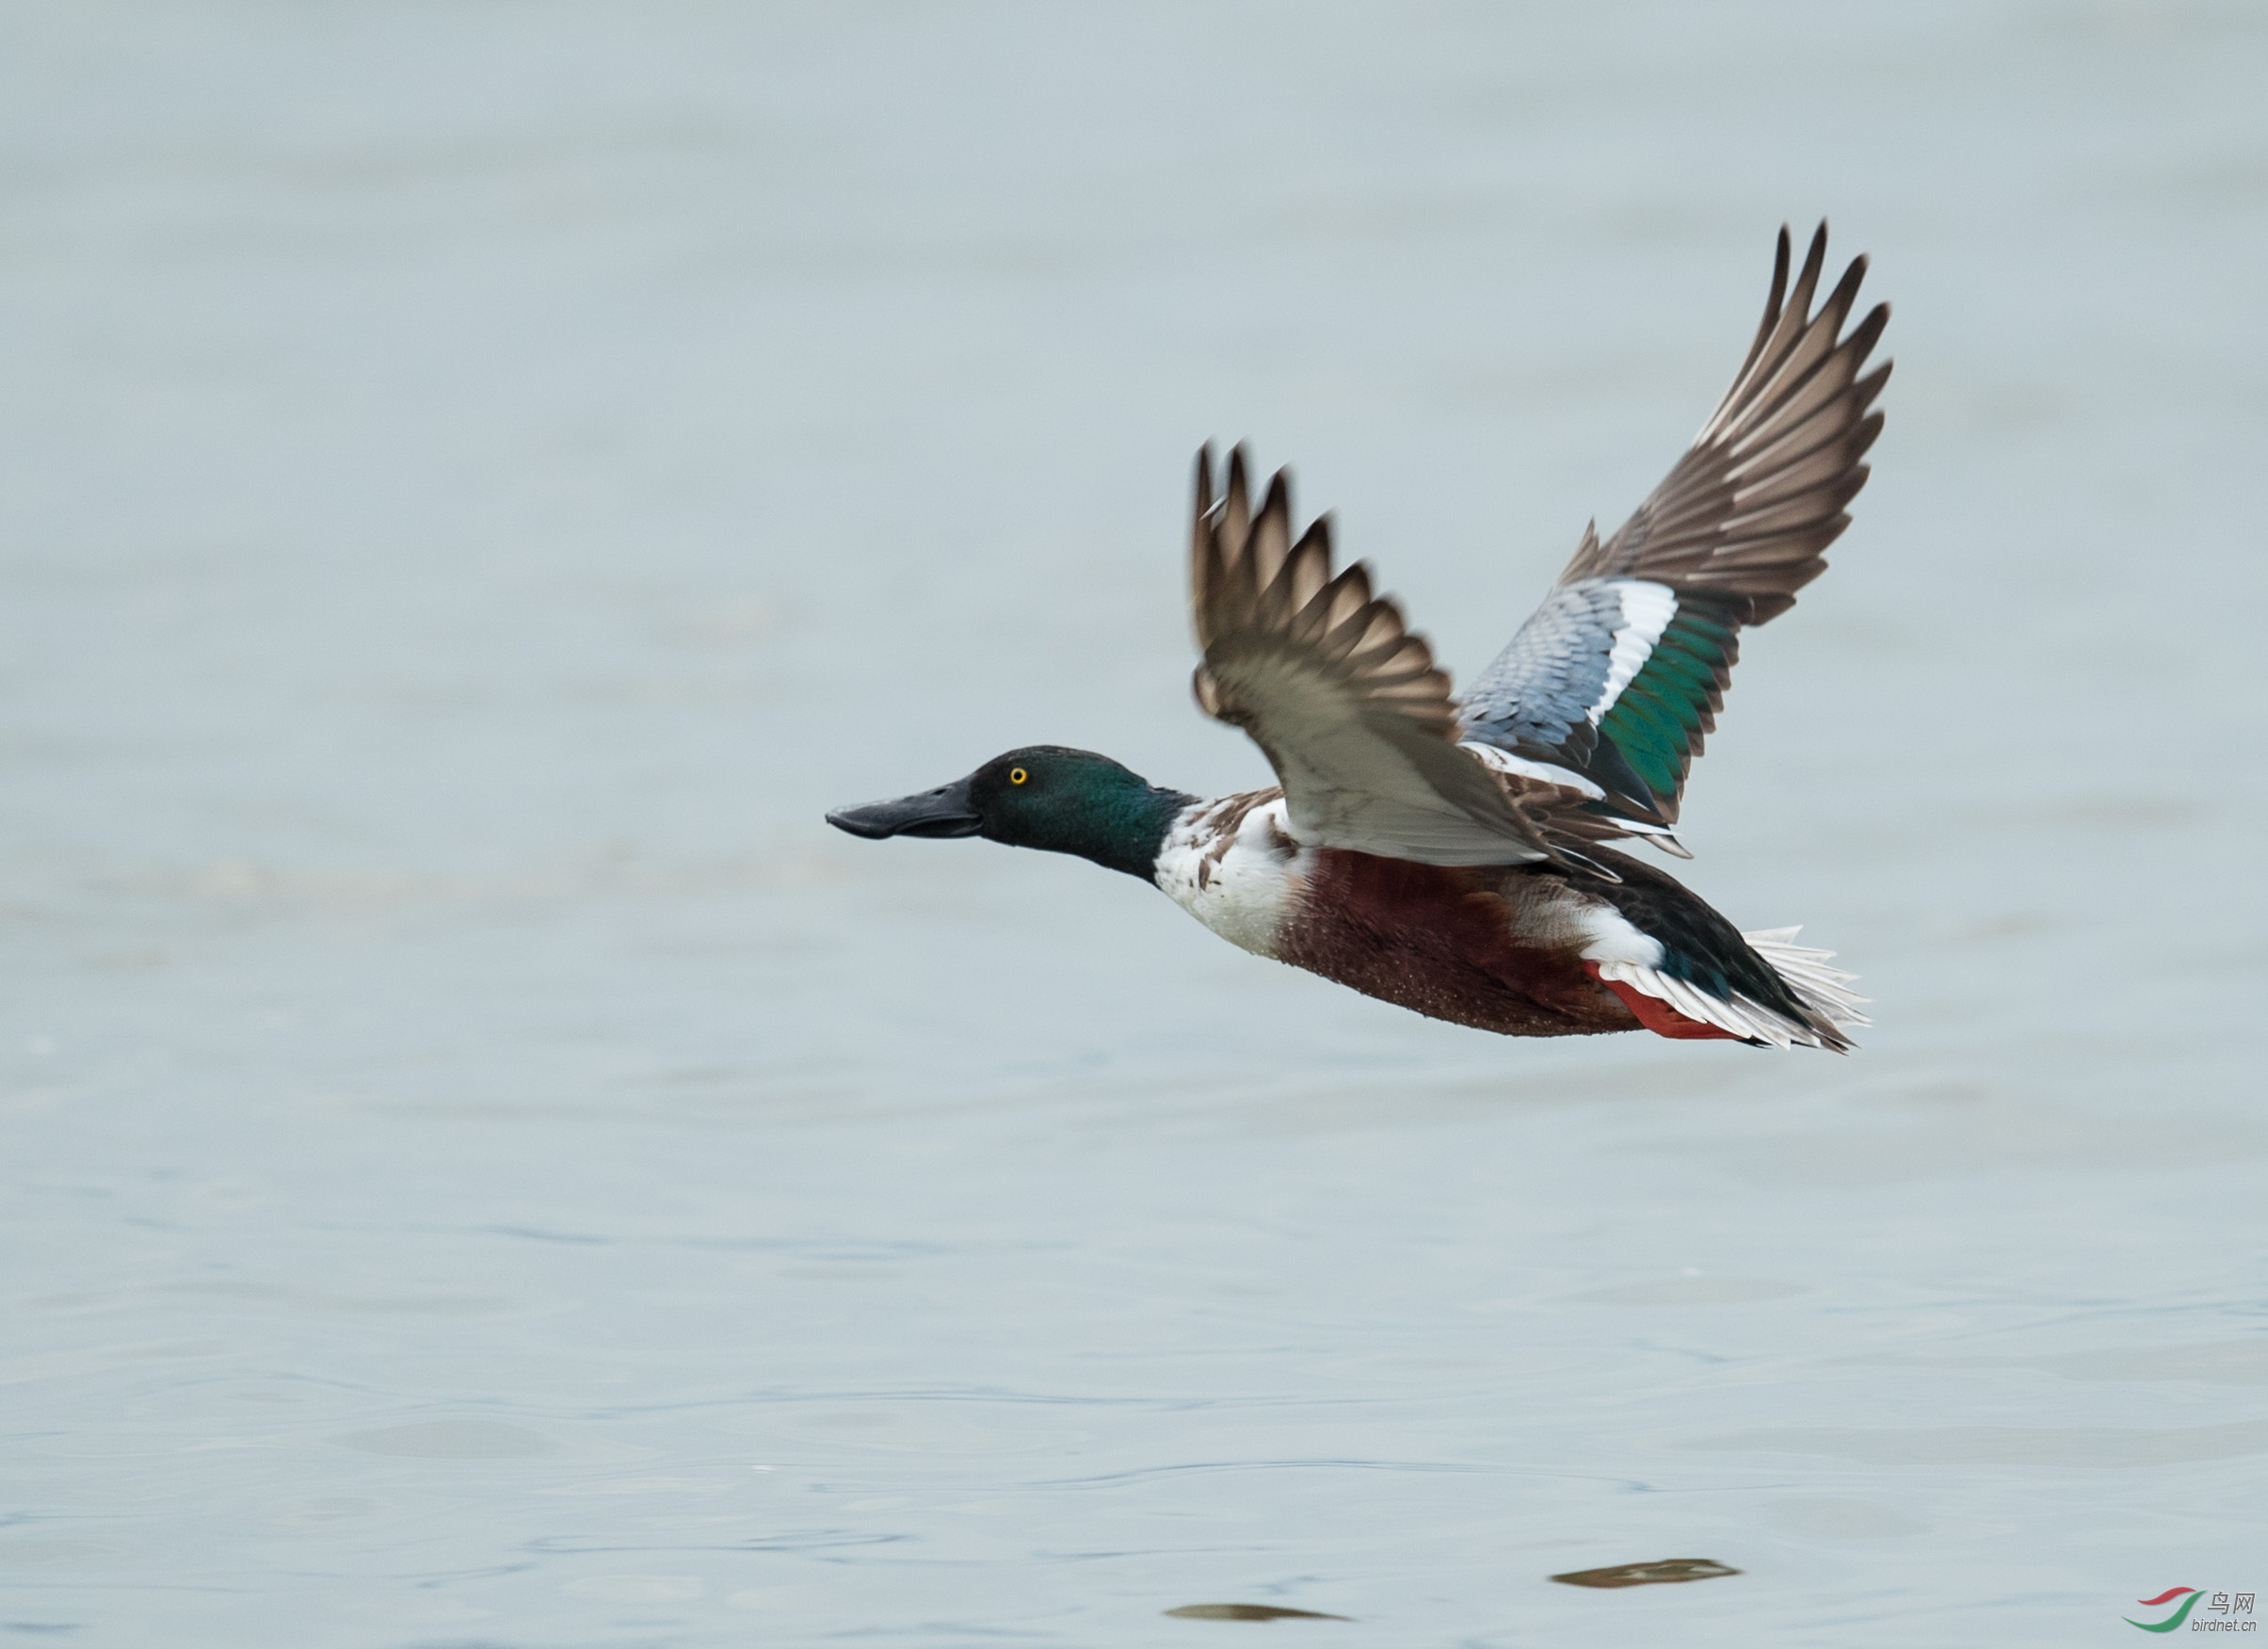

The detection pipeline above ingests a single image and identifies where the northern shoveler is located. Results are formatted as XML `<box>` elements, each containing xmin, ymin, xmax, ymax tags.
<box><xmin>829</xmin><ymin>225</ymin><xmax>1886</xmax><ymax>1050</ymax></box>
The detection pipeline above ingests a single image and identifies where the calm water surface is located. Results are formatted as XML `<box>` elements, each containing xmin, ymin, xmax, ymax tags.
<box><xmin>4</xmin><ymin>4</ymin><xmax>2266</xmax><ymax>1644</ymax></box>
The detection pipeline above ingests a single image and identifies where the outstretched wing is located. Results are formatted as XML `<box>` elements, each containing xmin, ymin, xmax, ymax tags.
<box><xmin>1189</xmin><ymin>445</ymin><xmax>1594</xmax><ymax>868</ymax></box>
<box><xmin>1459</xmin><ymin>223</ymin><xmax>1891</xmax><ymax>843</ymax></box>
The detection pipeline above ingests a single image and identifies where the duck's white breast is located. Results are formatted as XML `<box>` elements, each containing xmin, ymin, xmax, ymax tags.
<box><xmin>1152</xmin><ymin>792</ymin><xmax>1310</xmax><ymax>960</ymax></box>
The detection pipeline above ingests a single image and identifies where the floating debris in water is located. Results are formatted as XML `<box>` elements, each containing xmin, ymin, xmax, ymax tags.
<box><xmin>1165</xmin><ymin>1603</ymin><xmax>1352</xmax><ymax>1621</ymax></box>
<box><xmin>1549</xmin><ymin>1558</ymin><xmax>1742</xmax><ymax>1589</ymax></box>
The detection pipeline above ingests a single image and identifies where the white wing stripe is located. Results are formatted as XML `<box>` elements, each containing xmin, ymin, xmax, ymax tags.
<box><xmin>1587</xmin><ymin>580</ymin><xmax>1678</xmax><ymax>726</ymax></box>
<box><xmin>1456</xmin><ymin>739</ymin><xmax>1605</xmax><ymax>800</ymax></box>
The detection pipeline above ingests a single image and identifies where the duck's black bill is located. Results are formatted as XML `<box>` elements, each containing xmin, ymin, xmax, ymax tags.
<box><xmin>826</xmin><ymin>777</ymin><xmax>982</xmax><ymax>840</ymax></box>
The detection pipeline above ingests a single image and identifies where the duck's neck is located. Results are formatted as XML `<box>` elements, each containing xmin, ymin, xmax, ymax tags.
<box><xmin>992</xmin><ymin>783</ymin><xmax>1198</xmax><ymax>881</ymax></box>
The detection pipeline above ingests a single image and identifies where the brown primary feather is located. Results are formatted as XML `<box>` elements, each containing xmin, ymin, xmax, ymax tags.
<box><xmin>1559</xmin><ymin>222</ymin><xmax>1891</xmax><ymax>625</ymax></box>
<box><xmin>1188</xmin><ymin>445</ymin><xmax>1616</xmax><ymax>867</ymax></box>
<box><xmin>1191</xmin><ymin>445</ymin><xmax>1462</xmax><ymax>747</ymax></box>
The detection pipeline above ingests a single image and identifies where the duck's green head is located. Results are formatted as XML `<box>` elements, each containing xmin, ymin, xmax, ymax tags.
<box><xmin>827</xmin><ymin>746</ymin><xmax>1194</xmax><ymax>881</ymax></box>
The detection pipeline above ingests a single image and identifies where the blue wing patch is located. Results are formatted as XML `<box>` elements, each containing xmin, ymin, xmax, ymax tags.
<box><xmin>1460</xmin><ymin>578</ymin><xmax>1631</xmax><ymax>755</ymax></box>
<box><xmin>1460</xmin><ymin>574</ymin><xmax>1724</xmax><ymax>830</ymax></box>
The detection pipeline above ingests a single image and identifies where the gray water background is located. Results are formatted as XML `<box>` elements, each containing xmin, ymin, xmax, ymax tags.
<box><xmin>4</xmin><ymin>3</ymin><xmax>2266</xmax><ymax>1643</ymax></box>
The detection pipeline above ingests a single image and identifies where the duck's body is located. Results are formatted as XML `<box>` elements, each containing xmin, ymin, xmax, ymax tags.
<box><xmin>830</xmin><ymin>226</ymin><xmax>1887</xmax><ymax>1054</ymax></box>
<box><xmin>1156</xmin><ymin>786</ymin><xmax>1855</xmax><ymax>1046</ymax></box>
<box><xmin>1162</xmin><ymin>787</ymin><xmax>1638</xmax><ymax>1037</ymax></box>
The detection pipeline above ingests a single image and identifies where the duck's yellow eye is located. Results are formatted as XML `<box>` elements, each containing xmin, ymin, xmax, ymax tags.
<box><xmin>1009</xmin><ymin>768</ymin><xmax>1028</xmax><ymax>785</ymax></box>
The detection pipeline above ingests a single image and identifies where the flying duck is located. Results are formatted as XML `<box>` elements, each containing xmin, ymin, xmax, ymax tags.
<box><xmin>829</xmin><ymin>225</ymin><xmax>1886</xmax><ymax>1050</ymax></box>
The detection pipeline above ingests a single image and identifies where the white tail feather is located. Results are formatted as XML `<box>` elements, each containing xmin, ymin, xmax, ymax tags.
<box><xmin>1743</xmin><ymin>926</ymin><xmax>1871</xmax><ymax>1032</ymax></box>
<box><xmin>1592</xmin><ymin>924</ymin><xmax>1865</xmax><ymax>1052</ymax></box>
<box><xmin>1592</xmin><ymin>959</ymin><xmax>1805</xmax><ymax>1048</ymax></box>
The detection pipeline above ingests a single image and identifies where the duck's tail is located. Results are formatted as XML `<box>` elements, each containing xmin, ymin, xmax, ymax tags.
<box><xmin>1740</xmin><ymin>926</ymin><xmax>1871</xmax><ymax>1049</ymax></box>
<box><xmin>1585</xmin><ymin>925</ymin><xmax>1868</xmax><ymax>1053</ymax></box>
